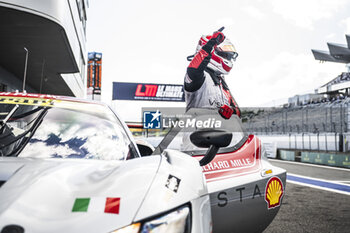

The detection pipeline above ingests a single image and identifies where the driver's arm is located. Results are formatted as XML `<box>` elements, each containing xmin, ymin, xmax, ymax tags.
<box><xmin>184</xmin><ymin>32</ymin><xmax>224</xmax><ymax>92</ymax></box>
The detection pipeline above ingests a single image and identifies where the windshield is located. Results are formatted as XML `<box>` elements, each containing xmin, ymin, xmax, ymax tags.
<box><xmin>153</xmin><ymin>108</ymin><xmax>247</xmax><ymax>155</ymax></box>
<box><xmin>0</xmin><ymin>100</ymin><xmax>137</xmax><ymax>160</ymax></box>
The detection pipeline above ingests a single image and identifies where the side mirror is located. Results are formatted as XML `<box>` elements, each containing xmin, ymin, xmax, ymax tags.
<box><xmin>136</xmin><ymin>140</ymin><xmax>155</xmax><ymax>156</ymax></box>
<box><xmin>190</xmin><ymin>129</ymin><xmax>232</xmax><ymax>166</ymax></box>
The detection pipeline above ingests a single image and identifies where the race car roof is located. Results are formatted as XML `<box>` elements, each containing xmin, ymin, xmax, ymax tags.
<box><xmin>0</xmin><ymin>92</ymin><xmax>108</xmax><ymax>113</ymax></box>
<box><xmin>0</xmin><ymin>92</ymin><xmax>103</xmax><ymax>104</ymax></box>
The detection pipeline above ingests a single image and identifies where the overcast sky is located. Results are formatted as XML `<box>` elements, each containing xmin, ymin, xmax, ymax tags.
<box><xmin>86</xmin><ymin>0</ymin><xmax>350</xmax><ymax>121</ymax></box>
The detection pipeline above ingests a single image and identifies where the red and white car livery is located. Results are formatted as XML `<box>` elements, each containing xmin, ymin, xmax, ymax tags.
<box><xmin>153</xmin><ymin>108</ymin><xmax>286</xmax><ymax>233</ymax></box>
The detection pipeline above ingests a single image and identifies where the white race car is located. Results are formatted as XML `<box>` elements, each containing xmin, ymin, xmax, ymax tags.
<box><xmin>0</xmin><ymin>93</ymin><xmax>210</xmax><ymax>233</ymax></box>
<box><xmin>0</xmin><ymin>92</ymin><xmax>285</xmax><ymax>233</ymax></box>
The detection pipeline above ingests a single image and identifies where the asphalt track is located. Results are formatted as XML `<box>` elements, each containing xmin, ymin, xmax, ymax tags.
<box><xmin>264</xmin><ymin>159</ymin><xmax>350</xmax><ymax>233</ymax></box>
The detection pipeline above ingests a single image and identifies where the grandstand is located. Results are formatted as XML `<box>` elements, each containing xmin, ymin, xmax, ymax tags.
<box><xmin>316</xmin><ymin>72</ymin><xmax>350</xmax><ymax>94</ymax></box>
<box><xmin>243</xmin><ymin>95</ymin><xmax>350</xmax><ymax>134</ymax></box>
<box><xmin>242</xmin><ymin>34</ymin><xmax>350</xmax><ymax>159</ymax></box>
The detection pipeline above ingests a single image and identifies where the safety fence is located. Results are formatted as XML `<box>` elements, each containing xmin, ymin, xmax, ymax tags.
<box><xmin>257</xmin><ymin>133</ymin><xmax>347</xmax><ymax>152</ymax></box>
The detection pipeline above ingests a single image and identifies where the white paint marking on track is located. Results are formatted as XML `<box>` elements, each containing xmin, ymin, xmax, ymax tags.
<box><xmin>269</xmin><ymin>159</ymin><xmax>350</xmax><ymax>172</ymax></box>
<box><xmin>287</xmin><ymin>173</ymin><xmax>350</xmax><ymax>196</ymax></box>
<box><xmin>287</xmin><ymin>180</ymin><xmax>350</xmax><ymax>196</ymax></box>
<box><xmin>329</xmin><ymin>180</ymin><xmax>350</xmax><ymax>183</ymax></box>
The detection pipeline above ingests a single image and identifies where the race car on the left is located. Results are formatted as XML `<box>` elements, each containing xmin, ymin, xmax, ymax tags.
<box><xmin>0</xmin><ymin>92</ymin><xmax>211</xmax><ymax>233</ymax></box>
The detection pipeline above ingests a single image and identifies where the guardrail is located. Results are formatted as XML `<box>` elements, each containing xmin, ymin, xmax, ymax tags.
<box><xmin>277</xmin><ymin>149</ymin><xmax>350</xmax><ymax>169</ymax></box>
<box><xmin>256</xmin><ymin>133</ymin><xmax>350</xmax><ymax>168</ymax></box>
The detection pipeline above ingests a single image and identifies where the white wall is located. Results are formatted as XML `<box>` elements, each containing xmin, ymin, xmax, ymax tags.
<box><xmin>0</xmin><ymin>0</ymin><xmax>88</xmax><ymax>97</ymax></box>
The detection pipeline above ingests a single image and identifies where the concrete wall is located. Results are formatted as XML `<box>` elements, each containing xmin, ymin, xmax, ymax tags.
<box><xmin>0</xmin><ymin>66</ymin><xmax>35</xmax><ymax>93</ymax></box>
<box><xmin>0</xmin><ymin>0</ymin><xmax>88</xmax><ymax>97</ymax></box>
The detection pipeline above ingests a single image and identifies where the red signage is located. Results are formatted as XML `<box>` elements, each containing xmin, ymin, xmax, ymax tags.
<box><xmin>113</xmin><ymin>82</ymin><xmax>185</xmax><ymax>102</ymax></box>
<box><xmin>135</xmin><ymin>84</ymin><xmax>158</xmax><ymax>97</ymax></box>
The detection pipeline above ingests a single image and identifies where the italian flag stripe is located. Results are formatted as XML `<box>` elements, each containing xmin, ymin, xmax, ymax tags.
<box><xmin>72</xmin><ymin>198</ymin><xmax>90</xmax><ymax>212</ymax></box>
<box><xmin>104</xmin><ymin>197</ymin><xmax>120</xmax><ymax>214</ymax></box>
<box><xmin>72</xmin><ymin>197</ymin><xmax>121</xmax><ymax>214</ymax></box>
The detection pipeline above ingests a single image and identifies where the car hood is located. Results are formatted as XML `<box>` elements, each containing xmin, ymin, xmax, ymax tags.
<box><xmin>0</xmin><ymin>156</ymin><xmax>161</xmax><ymax>233</ymax></box>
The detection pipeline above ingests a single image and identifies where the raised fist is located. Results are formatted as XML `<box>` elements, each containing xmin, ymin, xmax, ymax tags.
<box><xmin>212</xmin><ymin>31</ymin><xmax>225</xmax><ymax>45</ymax></box>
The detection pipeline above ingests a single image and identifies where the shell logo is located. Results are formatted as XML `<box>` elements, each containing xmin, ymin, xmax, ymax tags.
<box><xmin>265</xmin><ymin>176</ymin><xmax>284</xmax><ymax>209</ymax></box>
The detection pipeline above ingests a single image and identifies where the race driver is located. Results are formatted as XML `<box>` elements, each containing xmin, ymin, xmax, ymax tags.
<box><xmin>184</xmin><ymin>27</ymin><xmax>240</xmax><ymax>119</ymax></box>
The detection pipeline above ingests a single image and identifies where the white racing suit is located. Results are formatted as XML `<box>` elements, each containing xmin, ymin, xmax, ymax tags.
<box><xmin>185</xmin><ymin>71</ymin><xmax>235</xmax><ymax>111</ymax></box>
<box><xmin>182</xmin><ymin>38</ymin><xmax>240</xmax><ymax>150</ymax></box>
<box><xmin>184</xmin><ymin>37</ymin><xmax>240</xmax><ymax>116</ymax></box>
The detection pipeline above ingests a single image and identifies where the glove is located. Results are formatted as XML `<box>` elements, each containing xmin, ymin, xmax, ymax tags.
<box><xmin>211</xmin><ymin>31</ymin><xmax>225</xmax><ymax>45</ymax></box>
<box><xmin>219</xmin><ymin>105</ymin><xmax>233</xmax><ymax>119</ymax></box>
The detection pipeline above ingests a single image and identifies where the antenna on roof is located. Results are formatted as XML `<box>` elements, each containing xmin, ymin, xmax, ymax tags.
<box><xmin>23</xmin><ymin>47</ymin><xmax>28</xmax><ymax>93</ymax></box>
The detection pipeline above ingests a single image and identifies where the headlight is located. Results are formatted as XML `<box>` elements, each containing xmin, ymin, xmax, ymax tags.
<box><xmin>111</xmin><ymin>206</ymin><xmax>190</xmax><ymax>233</ymax></box>
<box><xmin>111</xmin><ymin>223</ymin><xmax>141</xmax><ymax>233</ymax></box>
<box><xmin>141</xmin><ymin>206</ymin><xmax>190</xmax><ymax>233</ymax></box>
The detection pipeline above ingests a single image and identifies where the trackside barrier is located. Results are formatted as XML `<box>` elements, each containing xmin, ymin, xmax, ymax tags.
<box><xmin>257</xmin><ymin>133</ymin><xmax>350</xmax><ymax>168</ymax></box>
<box><xmin>277</xmin><ymin>150</ymin><xmax>350</xmax><ymax>169</ymax></box>
<box><xmin>279</xmin><ymin>150</ymin><xmax>295</xmax><ymax>161</ymax></box>
<box><xmin>301</xmin><ymin>151</ymin><xmax>350</xmax><ymax>168</ymax></box>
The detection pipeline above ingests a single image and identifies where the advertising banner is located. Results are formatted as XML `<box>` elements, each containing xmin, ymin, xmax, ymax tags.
<box><xmin>301</xmin><ymin>152</ymin><xmax>350</xmax><ymax>168</ymax></box>
<box><xmin>112</xmin><ymin>82</ymin><xmax>185</xmax><ymax>102</ymax></box>
<box><xmin>279</xmin><ymin>150</ymin><xmax>295</xmax><ymax>161</ymax></box>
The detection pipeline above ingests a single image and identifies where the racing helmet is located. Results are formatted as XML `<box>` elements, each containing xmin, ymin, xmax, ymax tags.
<box><xmin>196</xmin><ymin>35</ymin><xmax>238</xmax><ymax>75</ymax></box>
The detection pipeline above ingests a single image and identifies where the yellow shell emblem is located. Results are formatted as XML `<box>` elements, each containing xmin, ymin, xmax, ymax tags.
<box><xmin>265</xmin><ymin>177</ymin><xmax>284</xmax><ymax>209</ymax></box>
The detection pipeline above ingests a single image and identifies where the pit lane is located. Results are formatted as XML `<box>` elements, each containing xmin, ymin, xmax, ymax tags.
<box><xmin>264</xmin><ymin>160</ymin><xmax>350</xmax><ymax>233</ymax></box>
